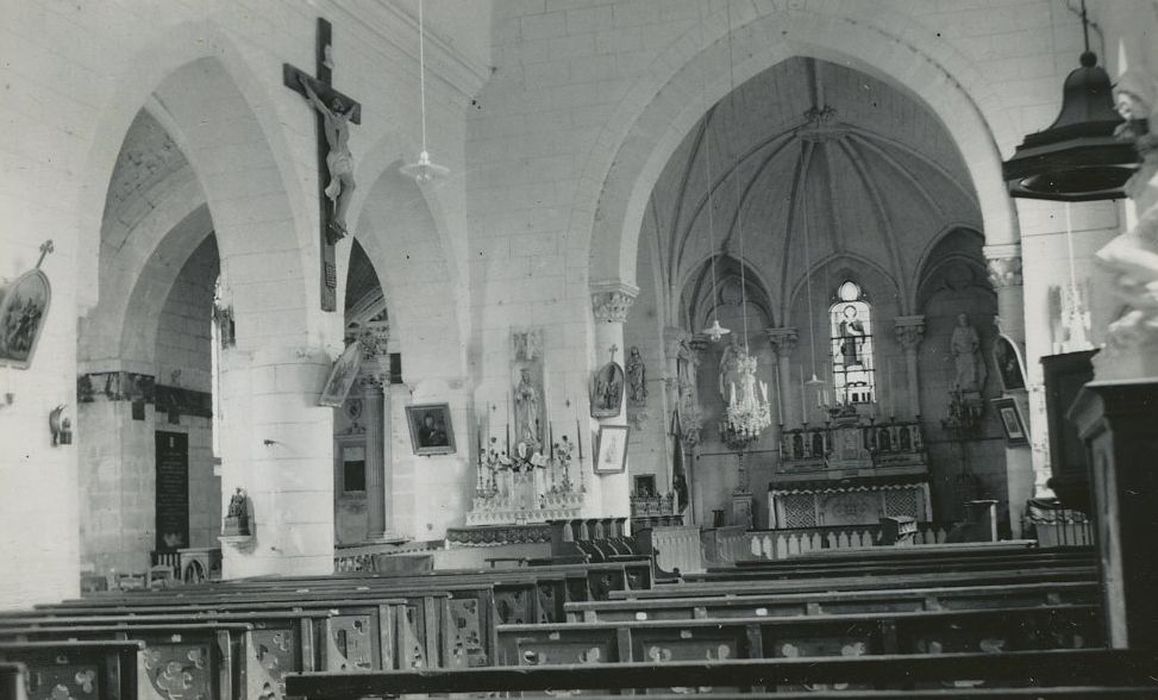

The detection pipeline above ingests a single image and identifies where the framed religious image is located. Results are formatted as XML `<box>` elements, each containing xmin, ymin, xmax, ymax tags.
<box><xmin>590</xmin><ymin>361</ymin><xmax>624</xmax><ymax>418</ymax></box>
<box><xmin>992</xmin><ymin>396</ymin><xmax>1029</xmax><ymax>446</ymax></box>
<box><xmin>0</xmin><ymin>267</ymin><xmax>51</xmax><ymax>369</ymax></box>
<box><xmin>594</xmin><ymin>424</ymin><xmax>629</xmax><ymax>474</ymax></box>
<box><xmin>992</xmin><ymin>333</ymin><xmax>1027</xmax><ymax>392</ymax></box>
<box><xmin>319</xmin><ymin>342</ymin><xmax>362</xmax><ymax>408</ymax></box>
<box><xmin>406</xmin><ymin>403</ymin><xmax>456</xmax><ymax>456</ymax></box>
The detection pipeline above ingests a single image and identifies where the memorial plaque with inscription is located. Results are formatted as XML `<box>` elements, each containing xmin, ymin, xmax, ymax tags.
<box><xmin>155</xmin><ymin>431</ymin><xmax>189</xmax><ymax>551</ymax></box>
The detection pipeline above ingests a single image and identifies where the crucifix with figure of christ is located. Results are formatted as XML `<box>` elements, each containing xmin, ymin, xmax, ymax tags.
<box><xmin>283</xmin><ymin>18</ymin><xmax>362</xmax><ymax>312</ymax></box>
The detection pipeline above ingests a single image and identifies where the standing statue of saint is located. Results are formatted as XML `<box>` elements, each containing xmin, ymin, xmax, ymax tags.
<box><xmin>626</xmin><ymin>346</ymin><xmax>647</xmax><ymax>405</ymax></box>
<box><xmin>718</xmin><ymin>336</ymin><xmax>744</xmax><ymax>401</ymax></box>
<box><xmin>513</xmin><ymin>368</ymin><xmax>540</xmax><ymax>446</ymax></box>
<box><xmin>299</xmin><ymin>75</ymin><xmax>356</xmax><ymax>241</ymax></box>
<box><xmin>950</xmin><ymin>313</ymin><xmax>982</xmax><ymax>393</ymax></box>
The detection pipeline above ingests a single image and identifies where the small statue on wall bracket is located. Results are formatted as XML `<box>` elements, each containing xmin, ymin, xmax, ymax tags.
<box><xmin>223</xmin><ymin>488</ymin><xmax>251</xmax><ymax>537</ymax></box>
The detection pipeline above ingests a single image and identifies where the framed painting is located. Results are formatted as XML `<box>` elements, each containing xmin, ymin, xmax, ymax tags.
<box><xmin>406</xmin><ymin>403</ymin><xmax>456</xmax><ymax>455</ymax></box>
<box><xmin>0</xmin><ymin>268</ymin><xmax>51</xmax><ymax>369</ymax></box>
<box><xmin>992</xmin><ymin>333</ymin><xmax>1027</xmax><ymax>392</ymax></box>
<box><xmin>992</xmin><ymin>396</ymin><xmax>1029</xmax><ymax>446</ymax></box>
<box><xmin>595</xmin><ymin>424</ymin><xmax>629</xmax><ymax>474</ymax></box>
<box><xmin>319</xmin><ymin>342</ymin><xmax>363</xmax><ymax>407</ymax></box>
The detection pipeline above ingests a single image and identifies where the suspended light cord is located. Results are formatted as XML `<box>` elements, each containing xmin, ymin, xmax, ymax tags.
<box><xmin>401</xmin><ymin>0</ymin><xmax>448</xmax><ymax>183</ymax></box>
<box><xmin>697</xmin><ymin>1</ymin><xmax>726</xmax><ymax>340</ymax></box>
<box><xmin>725</xmin><ymin>1</ymin><xmax>750</xmax><ymax>352</ymax></box>
<box><xmin>1064</xmin><ymin>202</ymin><xmax>1078</xmax><ymax>292</ymax></box>
<box><xmin>801</xmin><ymin>174</ymin><xmax>821</xmax><ymax>380</ymax></box>
<box><xmin>418</xmin><ymin>0</ymin><xmax>429</xmax><ymax>154</ymax></box>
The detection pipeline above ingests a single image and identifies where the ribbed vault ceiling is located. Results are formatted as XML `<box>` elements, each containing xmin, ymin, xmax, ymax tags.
<box><xmin>646</xmin><ymin>57</ymin><xmax>982</xmax><ymax>325</ymax></box>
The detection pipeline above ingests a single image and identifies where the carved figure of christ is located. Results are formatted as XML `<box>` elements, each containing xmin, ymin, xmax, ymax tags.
<box><xmin>282</xmin><ymin>18</ymin><xmax>362</xmax><ymax>312</ymax></box>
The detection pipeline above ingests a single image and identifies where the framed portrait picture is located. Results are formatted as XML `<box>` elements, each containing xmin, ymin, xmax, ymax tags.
<box><xmin>595</xmin><ymin>424</ymin><xmax>629</xmax><ymax>474</ymax></box>
<box><xmin>992</xmin><ymin>396</ymin><xmax>1029</xmax><ymax>446</ymax></box>
<box><xmin>319</xmin><ymin>342</ymin><xmax>362</xmax><ymax>408</ymax></box>
<box><xmin>406</xmin><ymin>403</ymin><xmax>456</xmax><ymax>456</ymax></box>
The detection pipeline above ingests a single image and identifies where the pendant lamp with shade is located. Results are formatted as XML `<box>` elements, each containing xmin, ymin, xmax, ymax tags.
<box><xmin>1002</xmin><ymin>0</ymin><xmax>1136</xmax><ymax>201</ymax></box>
<box><xmin>400</xmin><ymin>0</ymin><xmax>450</xmax><ymax>184</ymax></box>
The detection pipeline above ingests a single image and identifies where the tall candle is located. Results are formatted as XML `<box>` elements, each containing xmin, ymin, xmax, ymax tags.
<box><xmin>775</xmin><ymin>364</ymin><xmax>784</xmax><ymax>421</ymax></box>
<box><xmin>886</xmin><ymin>358</ymin><xmax>894</xmax><ymax>418</ymax></box>
<box><xmin>576</xmin><ymin>417</ymin><xmax>583</xmax><ymax>460</ymax></box>
<box><xmin>800</xmin><ymin>366</ymin><xmax>807</xmax><ymax>424</ymax></box>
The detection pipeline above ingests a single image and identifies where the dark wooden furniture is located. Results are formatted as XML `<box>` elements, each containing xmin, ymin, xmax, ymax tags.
<box><xmin>284</xmin><ymin>649</ymin><xmax>1158</xmax><ymax>698</ymax></box>
<box><xmin>1041</xmin><ymin>349</ymin><xmax>1098</xmax><ymax>512</ymax></box>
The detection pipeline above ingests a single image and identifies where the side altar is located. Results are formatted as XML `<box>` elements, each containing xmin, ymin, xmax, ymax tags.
<box><xmin>770</xmin><ymin>407</ymin><xmax>932</xmax><ymax>529</ymax></box>
<box><xmin>458</xmin><ymin>329</ymin><xmax>592</xmax><ymax>533</ymax></box>
<box><xmin>465</xmin><ymin>433</ymin><xmax>586</xmax><ymax>526</ymax></box>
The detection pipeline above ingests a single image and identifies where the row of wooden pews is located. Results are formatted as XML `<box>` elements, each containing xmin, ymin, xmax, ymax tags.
<box><xmin>0</xmin><ymin>558</ymin><xmax>650</xmax><ymax>698</ymax></box>
<box><xmin>5</xmin><ymin>542</ymin><xmax>1157</xmax><ymax>697</ymax></box>
<box><xmin>281</xmin><ymin>542</ymin><xmax>1157</xmax><ymax>698</ymax></box>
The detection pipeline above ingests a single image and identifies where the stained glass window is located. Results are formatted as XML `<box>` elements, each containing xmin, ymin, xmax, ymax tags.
<box><xmin>829</xmin><ymin>281</ymin><xmax>875</xmax><ymax>404</ymax></box>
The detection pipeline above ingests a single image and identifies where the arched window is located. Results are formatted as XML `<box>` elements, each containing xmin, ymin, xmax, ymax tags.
<box><xmin>829</xmin><ymin>281</ymin><xmax>875</xmax><ymax>405</ymax></box>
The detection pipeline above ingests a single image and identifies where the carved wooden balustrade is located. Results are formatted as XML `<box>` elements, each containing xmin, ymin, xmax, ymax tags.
<box><xmin>744</xmin><ymin>523</ymin><xmax>950</xmax><ymax>560</ymax></box>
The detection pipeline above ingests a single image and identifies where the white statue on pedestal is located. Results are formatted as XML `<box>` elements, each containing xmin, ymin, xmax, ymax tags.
<box><xmin>1096</xmin><ymin>71</ymin><xmax>1158</xmax><ymax>350</ymax></box>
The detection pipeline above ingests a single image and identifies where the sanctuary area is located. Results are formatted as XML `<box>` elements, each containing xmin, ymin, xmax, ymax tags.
<box><xmin>3</xmin><ymin>0</ymin><xmax>1158</xmax><ymax>697</ymax></box>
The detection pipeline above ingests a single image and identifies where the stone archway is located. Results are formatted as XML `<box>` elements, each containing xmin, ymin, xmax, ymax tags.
<box><xmin>78</xmin><ymin>35</ymin><xmax>339</xmax><ymax>576</ymax></box>
<box><xmin>581</xmin><ymin>5</ymin><xmax>1018</xmax><ymax>288</ymax></box>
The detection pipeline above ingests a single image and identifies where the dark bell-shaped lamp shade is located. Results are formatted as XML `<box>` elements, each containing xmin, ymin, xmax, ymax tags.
<box><xmin>1003</xmin><ymin>51</ymin><xmax>1139</xmax><ymax>201</ymax></box>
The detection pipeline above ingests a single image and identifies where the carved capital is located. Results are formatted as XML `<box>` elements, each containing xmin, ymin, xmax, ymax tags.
<box><xmin>590</xmin><ymin>281</ymin><xmax>639</xmax><ymax>324</ymax></box>
<box><xmin>983</xmin><ymin>244</ymin><xmax>1023</xmax><ymax>288</ymax></box>
<box><xmin>893</xmin><ymin>315</ymin><xmax>926</xmax><ymax>351</ymax></box>
<box><xmin>763</xmin><ymin>327</ymin><xmax>799</xmax><ymax>358</ymax></box>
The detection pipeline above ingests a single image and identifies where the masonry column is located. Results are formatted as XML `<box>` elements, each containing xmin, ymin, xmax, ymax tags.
<box><xmin>218</xmin><ymin>344</ymin><xmax>334</xmax><ymax>578</ymax></box>
<box><xmin>764</xmin><ymin>327</ymin><xmax>799</xmax><ymax>430</ymax></box>
<box><xmin>984</xmin><ymin>244</ymin><xmax>1035</xmax><ymax>537</ymax></box>
<box><xmin>358</xmin><ymin>321</ymin><xmax>390</xmax><ymax>542</ymax></box>
<box><xmin>590</xmin><ymin>281</ymin><xmax>639</xmax><ymax>525</ymax></box>
<box><xmin>893</xmin><ymin>316</ymin><xmax>925</xmax><ymax>419</ymax></box>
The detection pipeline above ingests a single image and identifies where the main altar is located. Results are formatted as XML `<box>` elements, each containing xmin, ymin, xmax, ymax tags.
<box><xmin>770</xmin><ymin>407</ymin><xmax>932</xmax><ymax>529</ymax></box>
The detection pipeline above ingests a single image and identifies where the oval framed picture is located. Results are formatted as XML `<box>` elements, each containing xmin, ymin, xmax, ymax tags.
<box><xmin>0</xmin><ymin>268</ymin><xmax>51</xmax><ymax>369</ymax></box>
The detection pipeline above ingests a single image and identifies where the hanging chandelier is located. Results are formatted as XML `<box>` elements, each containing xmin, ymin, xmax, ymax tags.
<box><xmin>400</xmin><ymin>0</ymin><xmax>450</xmax><ymax>184</ymax></box>
<box><xmin>720</xmin><ymin>345</ymin><xmax>772</xmax><ymax>449</ymax></box>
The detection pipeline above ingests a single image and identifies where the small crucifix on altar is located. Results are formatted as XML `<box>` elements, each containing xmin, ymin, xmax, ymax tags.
<box><xmin>283</xmin><ymin>18</ymin><xmax>362</xmax><ymax>312</ymax></box>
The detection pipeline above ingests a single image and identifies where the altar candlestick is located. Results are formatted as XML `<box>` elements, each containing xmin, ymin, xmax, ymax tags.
<box><xmin>775</xmin><ymin>364</ymin><xmax>784</xmax><ymax>420</ymax></box>
<box><xmin>549</xmin><ymin>422</ymin><xmax>555</xmax><ymax>458</ymax></box>
<box><xmin>800</xmin><ymin>366</ymin><xmax>807</xmax><ymax>424</ymax></box>
<box><xmin>576</xmin><ymin>417</ymin><xmax>584</xmax><ymax>460</ymax></box>
<box><xmin>886</xmin><ymin>358</ymin><xmax>894</xmax><ymax>418</ymax></box>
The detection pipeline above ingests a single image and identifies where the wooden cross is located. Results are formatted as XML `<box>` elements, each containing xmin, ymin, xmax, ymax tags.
<box><xmin>283</xmin><ymin>18</ymin><xmax>362</xmax><ymax>313</ymax></box>
<box><xmin>35</xmin><ymin>240</ymin><xmax>54</xmax><ymax>269</ymax></box>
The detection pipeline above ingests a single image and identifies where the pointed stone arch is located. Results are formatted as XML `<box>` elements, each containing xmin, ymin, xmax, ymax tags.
<box><xmin>582</xmin><ymin>5</ymin><xmax>1017</xmax><ymax>289</ymax></box>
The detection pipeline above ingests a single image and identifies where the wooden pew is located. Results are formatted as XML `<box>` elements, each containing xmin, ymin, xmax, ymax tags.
<box><xmin>0</xmin><ymin>622</ymin><xmax>245</xmax><ymax>700</ymax></box>
<box><xmin>498</xmin><ymin>605</ymin><xmax>1101</xmax><ymax>667</ymax></box>
<box><xmin>10</xmin><ymin>595</ymin><xmax>430</xmax><ymax>670</ymax></box>
<box><xmin>611</xmin><ymin>566</ymin><xmax>1097</xmax><ymax>599</ymax></box>
<box><xmin>283</xmin><ymin>648</ymin><xmax>1158</xmax><ymax>697</ymax></box>
<box><xmin>0</xmin><ymin>640</ymin><xmax>141</xmax><ymax>700</ymax></box>
<box><xmin>0</xmin><ymin>610</ymin><xmax>336</xmax><ymax>697</ymax></box>
<box><xmin>687</xmin><ymin>549</ymin><xmax>1095</xmax><ymax>582</ymax></box>
<box><xmin>568</xmin><ymin>580</ymin><xmax>1100</xmax><ymax>622</ymax></box>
